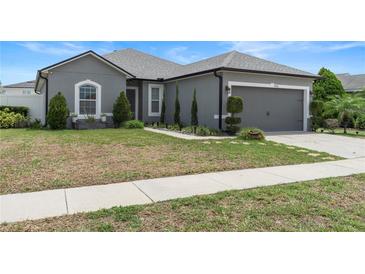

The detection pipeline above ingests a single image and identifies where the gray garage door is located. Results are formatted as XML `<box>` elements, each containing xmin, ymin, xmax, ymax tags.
<box><xmin>231</xmin><ymin>86</ymin><xmax>303</xmax><ymax>131</ymax></box>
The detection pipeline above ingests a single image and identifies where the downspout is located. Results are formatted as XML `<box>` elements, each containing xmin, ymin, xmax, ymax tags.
<box><xmin>214</xmin><ymin>70</ymin><xmax>223</xmax><ymax>130</ymax></box>
<box><xmin>38</xmin><ymin>71</ymin><xmax>49</xmax><ymax>125</ymax></box>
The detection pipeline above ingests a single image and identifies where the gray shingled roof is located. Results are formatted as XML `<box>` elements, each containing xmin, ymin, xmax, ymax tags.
<box><xmin>103</xmin><ymin>49</ymin><xmax>318</xmax><ymax>80</ymax></box>
<box><xmin>104</xmin><ymin>48</ymin><xmax>182</xmax><ymax>79</ymax></box>
<box><xmin>336</xmin><ymin>73</ymin><xmax>365</xmax><ymax>92</ymax></box>
<box><xmin>168</xmin><ymin>50</ymin><xmax>317</xmax><ymax>79</ymax></box>
<box><xmin>4</xmin><ymin>80</ymin><xmax>36</xmax><ymax>88</ymax></box>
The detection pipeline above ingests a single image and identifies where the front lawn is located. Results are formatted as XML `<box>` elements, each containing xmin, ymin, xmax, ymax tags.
<box><xmin>1</xmin><ymin>174</ymin><xmax>364</xmax><ymax>232</ymax></box>
<box><xmin>0</xmin><ymin>128</ymin><xmax>339</xmax><ymax>194</ymax></box>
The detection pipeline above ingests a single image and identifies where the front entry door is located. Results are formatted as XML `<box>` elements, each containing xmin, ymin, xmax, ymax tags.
<box><xmin>126</xmin><ymin>87</ymin><xmax>138</xmax><ymax>119</ymax></box>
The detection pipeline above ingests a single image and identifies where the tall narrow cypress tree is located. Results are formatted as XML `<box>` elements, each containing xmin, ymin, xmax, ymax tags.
<box><xmin>191</xmin><ymin>88</ymin><xmax>198</xmax><ymax>127</ymax></box>
<box><xmin>174</xmin><ymin>82</ymin><xmax>181</xmax><ymax>125</ymax></box>
<box><xmin>160</xmin><ymin>88</ymin><xmax>166</xmax><ymax>124</ymax></box>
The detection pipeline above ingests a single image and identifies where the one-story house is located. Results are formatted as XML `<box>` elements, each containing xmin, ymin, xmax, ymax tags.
<box><xmin>34</xmin><ymin>48</ymin><xmax>320</xmax><ymax>131</ymax></box>
<box><xmin>336</xmin><ymin>73</ymin><xmax>365</xmax><ymax>93</ymax></box>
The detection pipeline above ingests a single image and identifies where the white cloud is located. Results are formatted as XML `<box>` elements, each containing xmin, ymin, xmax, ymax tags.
<box><xmin>18</xmin><ymin>42</ymin><xmax>86</xmax><ymax>55</ymax></box>
<box><xmin>165</xmin><ymin>46</ymin><xmax>203</xmax><ymax>64</ymax></box>
<box><xmin>326</xmin><ymin>41</ymin><xmax>365</xmax><ymax>51</ymax></box>
<box><xmin>226</xmin><ymin>41</ymin><xmax>365</xmax><ymax>58</ymax></box>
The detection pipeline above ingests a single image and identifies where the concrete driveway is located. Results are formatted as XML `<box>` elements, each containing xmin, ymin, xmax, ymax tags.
<box><xmin>267</xmin><ymin>133</ymin><xmax>365</xmax><ymax>159</ymax></box>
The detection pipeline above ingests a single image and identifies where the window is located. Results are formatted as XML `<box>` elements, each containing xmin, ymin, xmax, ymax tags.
<box><xmin>74</xmin><ymin>80</ymin><xmax>101</xmax><ymax>118</ymax></box>
<box><xmin>22</xmin><ymin>90</ymin><xmax>32</xmax><ymax>95</ymax></box>
<box><xmin>148</xmin><ymin>84</ymin><xmax>163</xmax><ymax>116</ymax></box>
<box><xmin>79</xmin><ymin>85</ymin><xmax>96</xmax><ymax>115</ymax></box>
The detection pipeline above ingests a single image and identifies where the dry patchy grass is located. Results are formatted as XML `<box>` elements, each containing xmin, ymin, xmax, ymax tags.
<box><xmin>0</xmin><ymin>128</ymin><xmax>339</xmax><ymax>194</ymax></box>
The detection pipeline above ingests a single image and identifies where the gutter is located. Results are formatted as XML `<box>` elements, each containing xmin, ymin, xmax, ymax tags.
<box><xmin>214</xmin><ymin>70</ymin><xmax>223</xmax><ymax>130</ymax></box>
<box><xmin>164</xmin><ymin>67</ymin><xmax>321</xmax><ymax>82</ymax></box>
<box><xmin>38</xmin><ymin>71</ymin><xmax>49</xmax><ymax>125</ymax></box>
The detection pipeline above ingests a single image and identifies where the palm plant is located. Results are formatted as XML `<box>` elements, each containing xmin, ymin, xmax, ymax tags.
<box><xmin>323</xmin><ymin>95</ymin><xmax>365</xmax><ymax>133</ymax></box>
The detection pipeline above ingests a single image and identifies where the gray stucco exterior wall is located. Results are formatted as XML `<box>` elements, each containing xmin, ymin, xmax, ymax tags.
<box><xmin>141</xmin><ymin>80</ymin><xmax>164</xmax><ymax>124</ymax></box>
<box><xmin>161</xmin><ymin>71</ymin><xmax>314</xmax><ymax>130</ymax></box>
<box><xmin>164</xmin><ymin>74</ymin><xmax>220</xmax><ymax>128</ymax></box>
<box><xmin>47</xmin><ymin>55</ymin><xmax>127</xmax><ymax>114</ymax></box>
<box><xmin>222</xmin><ymin>72</ymin><xmax>314</xmax><ymax>131</ymax></box>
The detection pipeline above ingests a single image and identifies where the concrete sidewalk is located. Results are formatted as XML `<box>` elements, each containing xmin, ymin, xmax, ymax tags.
<box><xmin>1</xmin><ymin>158</ymin><xmax>364</xmax><ymax>223</ymax></box>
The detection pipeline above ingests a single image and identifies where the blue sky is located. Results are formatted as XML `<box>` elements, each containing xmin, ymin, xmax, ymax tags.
<box><xmin>1</xmin><ymin>41</ymin><xmax>364</xmax><ymax>85</ymax></box>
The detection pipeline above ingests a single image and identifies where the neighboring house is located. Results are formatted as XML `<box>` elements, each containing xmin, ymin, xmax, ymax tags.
<box><xmin>336</xmin><ymin>73</ymin><xmax>365</xmax><ymax>93</ymax></box>
<box><xmin>34</xmin><ymin>49</ymin><xmax>320</xmax><ymax>131</ymax></box>
<box><xmin>0</xmin><ymin>80</ymin><xmax>46</xmax><ymax>123</ymax></box>
<box><xmin>2</xmin><ymin>80</ymin><xmax>36</xmax><ymax>95</ymax></box>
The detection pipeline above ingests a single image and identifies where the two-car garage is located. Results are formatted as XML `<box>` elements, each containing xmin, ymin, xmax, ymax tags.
<box><xmin>230</xmin><ymin>83</ymin><xmax>307</xmax><ymax>132</ymax></box>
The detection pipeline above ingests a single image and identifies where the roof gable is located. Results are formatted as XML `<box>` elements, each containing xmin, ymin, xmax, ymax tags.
<box><xmin>40</xmin><ymin>50</ymin><xmax>134</xmax><ymax>77</ymax></box>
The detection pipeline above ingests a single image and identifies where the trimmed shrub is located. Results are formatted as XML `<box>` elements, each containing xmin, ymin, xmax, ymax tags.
<box><xmin>160</xmin><ymin>89</ymin><xmax>166</xmax><ymax>124</ymax></box>
<box><xmin>0</xmin><ymin>108</ymin><xmax>26</xmax><ymax>128</ymax></box>
<box><xmin>123</xmin><ymin>120</ymin><xmax>144</xmax><ymax>129</ymax></box>
<box><xmin>174</xmin><ymin>83</ymin><xmax>181</xmax><ymax>125</ymax></box>
<box><xmin>113</xmin><ymin>91</ymin><xmax>131</xmax><ymax>127</ymax></box>
<box><xmin>0</xmin><ymin>106</ymin><xmax>29</xmax><ymax>117</ymax></box>
<box><xmin>225</xmin><ymin>117</ymin><xmax>241</xmax><ymax>125</ymax></box>
<box><xmin>225</xmin><ymin>96</ymin><xmax>243</xmax><ymax>134</ymax></box>
<box><xmin>191</xmin><ymin>88</ymin><xmax>198</xmax><ymax>127</ymax></box>
<box><xmin>30</xmin><ymin>119</ymin><xmax>42</xmax><ymax>129</ymax></box>
<box><xmin>47</xmin><ymin>92</ymin><xmax>68</xmax><ymax>130</ymax></box>
<box><xmin>239</xmin><ymin>127</ymin><xmax>265</xmax><ymax>140</ymax></box>
<box><xmin>227</xmin><ymin>96</ymin><xmax>243</xmax><ymax>113</ymax></box>
<box><xmin>355</xmin><ymin>115</ymin><xmax>365</xmax><ymax>130</ymax></box>
<box><xmin>324</xmin><ymin>118</ymin><xmax>339</xmax><ymax>133</ymax></box>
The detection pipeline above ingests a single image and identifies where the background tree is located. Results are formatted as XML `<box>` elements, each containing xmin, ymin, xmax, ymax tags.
<box><xmin>225</xmin><ymin>96</ymin><xmax>243</xmax><ymax>134</ymax></box>
<box><xmin>112</xmin><ymin>91</ymin><xmax>131</xmax><ymax>127</ymax></box>
<box><xmin>323</xmin><ymin>94</ymin><xmax>365</xmax><ymax>133</ymax></box>
<box><xmin>191</xmin><ymin>88</ymin><xmax>198</xmax><ymax>128</ymax></box>
<box><xmin>47</xmin><ymin>92</ymin><xmax>69</xmax><ymax>129</ymax></box>
<box><xmin>313</xmin><ymin>67</ymin><xmax>345</xmax><ymax>100</ymax></box>
<box><xmin>160</xmin><ymin>88</ymin><xmax>166</xmax><ymax>124</ymax></box>
<box><xmin>174</xmin><ymin>83</ymin><xmax>181</xmax><ymax>126</ymax></box>
<box><xmin>309</xmin><ymin>100</ymin><xmax>324</xmax><ymax>131</ymax></box>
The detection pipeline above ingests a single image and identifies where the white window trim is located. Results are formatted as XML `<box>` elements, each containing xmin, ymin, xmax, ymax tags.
<box><xmin>148</xmin><ymin>84</ymin><xmax>163</xmax><ymax>117</ymax></box>
<box><xmin>74</xmin><ymin>79</ymin><xmax>102</xmax><ymax>119</ymax></box>
<box><xmin>227</xmin><ymin>81</ymin><xmax>310</xmax><ymax>131</ymax></box>
<box><xmin>126</xmin><ymin>86</ymin><xmax>139</xmax><ymax>120</ymax></box>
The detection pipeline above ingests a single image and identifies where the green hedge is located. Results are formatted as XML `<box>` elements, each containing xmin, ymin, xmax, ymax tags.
<box><xmin>123</xmin><ymin>120</ymin><xmax>144</xmax><ymax>129</ymax></box>
<box><xmin>0</xmin><ymin>106</ymin><xmax>29</xmax><ymax>117</ymax></box>
<box><xmin>0</xmin><ymin>108</ymin><xmax>26</xmax><ymax>128</ymax></box>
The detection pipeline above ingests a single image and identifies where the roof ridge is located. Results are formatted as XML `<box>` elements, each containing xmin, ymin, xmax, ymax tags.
<box><xmin>104</xmin><ymin>48</ymin><xmax>182</xmax><ymax>66</ymax></box>
<box><xmin>182</xmin><ymin>51</ymin><xmax>233</xmax><ymax>67</ymax></box>
<box><xmin>222</xmin><ymin>51</ymin><xmax>237</xmax><ymax>67</ymax></box>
